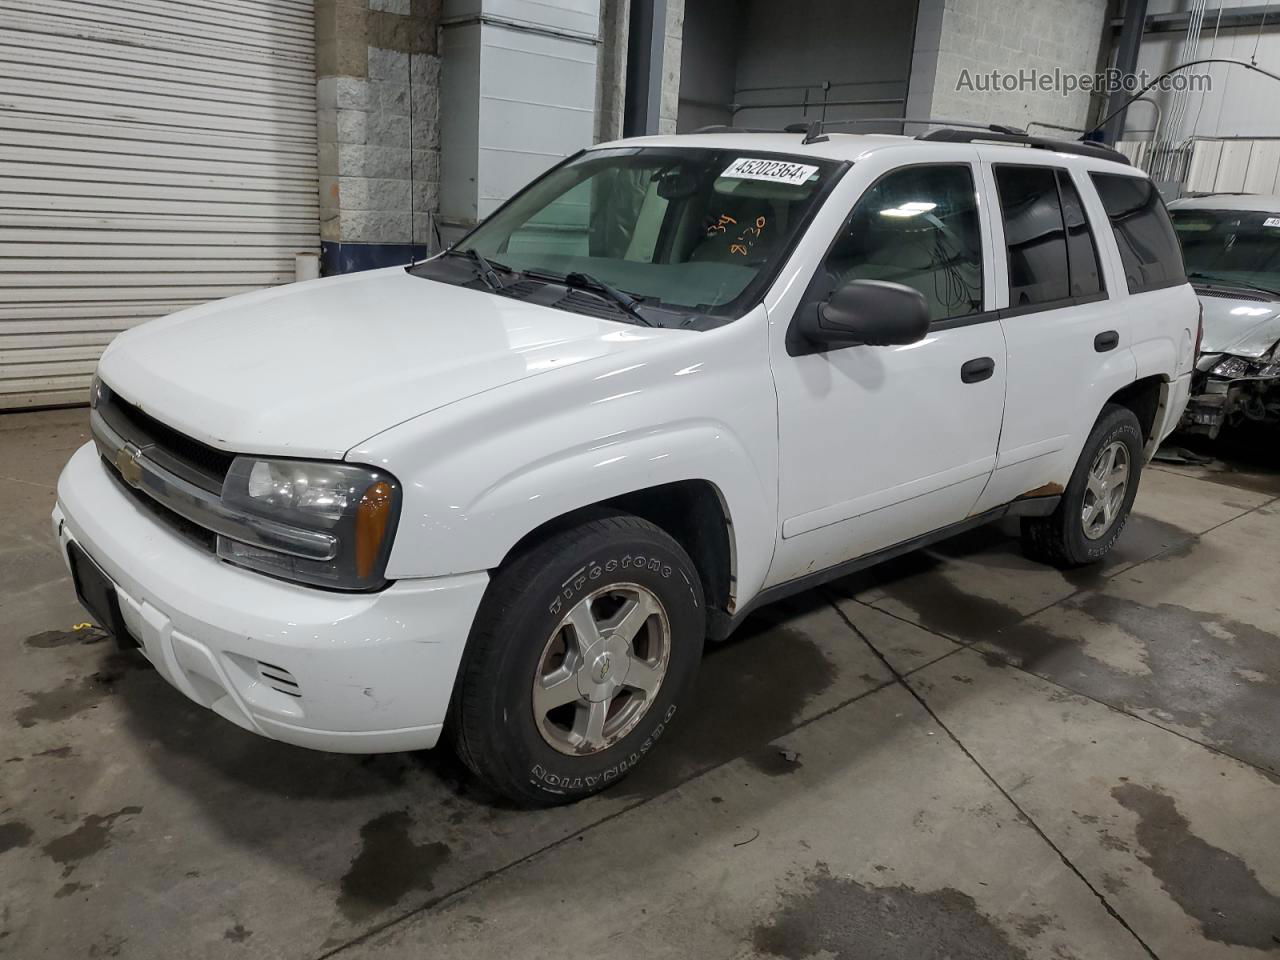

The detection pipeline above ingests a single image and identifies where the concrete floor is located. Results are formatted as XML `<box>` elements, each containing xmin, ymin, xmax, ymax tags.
<box><xmin>2</xmin><ymin>409</ymin><xmax>1279</xmax><ymax>960</ymax></box>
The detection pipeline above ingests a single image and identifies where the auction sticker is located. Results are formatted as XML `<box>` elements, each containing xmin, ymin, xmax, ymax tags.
<box><xmin>721</xmin><ymin>157</ymin><xmax>818</xmax><ymax>186</ymax></box>
<box><xmin>1264</xmin><ymin>217</ymin><xmax>1280</xmax><ymax>228</ymax></box>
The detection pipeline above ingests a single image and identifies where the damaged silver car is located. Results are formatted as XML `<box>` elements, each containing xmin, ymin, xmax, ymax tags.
<box><xmin>1169</xmin><ymin>195</ymin><xmax>1280</xmax><ymax>437</ymax></box>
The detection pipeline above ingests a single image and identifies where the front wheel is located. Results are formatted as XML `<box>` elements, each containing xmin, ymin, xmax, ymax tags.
<box><xmin>450</xmin><ymin>512</ymin><xmax>705</xmax><ymax>805</ymax></box>
<box><xmin>1020</xmin><ymin>404</ymin><xmax>1144</xmax><ymax>567</ymax></box>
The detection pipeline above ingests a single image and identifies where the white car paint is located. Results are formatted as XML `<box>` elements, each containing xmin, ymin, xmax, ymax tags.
<box><xmin>96</xmin><ymin>266</ymin><xmax>686</xmax><ymax>460</ymax></box>
<box><xmin>1195</xmin><ymin>298</ymin><xmax>1280</xmax><ymax>358</ymax></box>
<box><xmin>55</xmin><ymin>131</ymin><xmax>1198</xmax><ymax>754</ymax></box>
<box><xmin>765</xmin><ymin>143</ymin><xmax>1008</xmax><ymax>585</ymax></box>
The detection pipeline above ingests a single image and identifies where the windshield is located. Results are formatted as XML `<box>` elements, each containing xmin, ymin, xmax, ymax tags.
<box><xmin>415</xmin><ymin>147</ymin><xmax>843</xmax><ymax>325</ymax></box>
<box><xmin>1170</xmin><ymin>208</ymin><xmax>1280</xmax><ymax>297</ymax></box>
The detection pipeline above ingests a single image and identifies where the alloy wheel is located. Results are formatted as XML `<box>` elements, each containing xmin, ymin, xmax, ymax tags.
<box><xmin>532</xmin><ymin>583</ymin><xmax>671</xmax><ymax>756</ymax></box>
<box><xmin>1082</xmin><ymin>440</ymin><xmax>1131</xmax><ymax>541</ymax></box>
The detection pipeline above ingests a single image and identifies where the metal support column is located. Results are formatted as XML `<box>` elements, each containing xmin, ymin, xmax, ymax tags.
<box><xmin>1101</xmin><ymin>0</ymin><xmax>1149</xmax><ymax>144</ymax></box>
<box><xmin>623</xmin><ymin>0</ymin><xmax>667</xmax><ymax>136</ymax></box>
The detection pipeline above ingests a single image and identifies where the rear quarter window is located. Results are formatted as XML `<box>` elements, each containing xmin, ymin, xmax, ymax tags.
<box><xmin>1089</xmin><ymin>173</ymin><xmax>1187</xmax><ymax>294</ymax></box>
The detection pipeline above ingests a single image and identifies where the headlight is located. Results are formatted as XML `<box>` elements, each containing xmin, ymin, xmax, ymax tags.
<box><xmin>217</xmin><ymin>458</ymin><xmax>400</xmax><ymax>590</ymax></box>
<box><xmin>1210</xmin><ymin>353</ymin><xmax>1280</xmax><ymax>379</ymax></box>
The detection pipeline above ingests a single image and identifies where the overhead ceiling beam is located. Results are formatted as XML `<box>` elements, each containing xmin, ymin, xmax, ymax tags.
<box><xmin>1110</xmin><ymin>5</ymin><xmax>1279</xmax><ymax>34</ymax></box>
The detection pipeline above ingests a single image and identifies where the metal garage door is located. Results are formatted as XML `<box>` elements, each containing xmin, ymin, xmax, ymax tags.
<box><xmin>0</xmin><ymin>0</ymin><xmax>320</xmax><ymax>409</ymax></box>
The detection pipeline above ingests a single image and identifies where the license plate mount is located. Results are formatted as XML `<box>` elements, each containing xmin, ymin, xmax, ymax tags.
<box><xmin>67</xmin><ymin>543</ymin><xmax>135</xmax><ymax>650</ymax></box>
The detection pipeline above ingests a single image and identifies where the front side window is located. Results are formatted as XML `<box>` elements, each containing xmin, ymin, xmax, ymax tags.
<box><xmin>1169</xmin><ymin>208</ymin><xmax>1280</xmax><ymax>297</ymax></box>
<box><xmin>1091</xmin><ymin>173</ymin><xmax>1186</xmax><ymax>294</ymax></box>
<box><xmin>815</xmin><ymin>164</ymin><xmax>984</xmax><ymax>323</ymax></box>
<box><xmin>414</xmin><ymin>148</ymin><xmax>843</xmax><ymax>325</ymax></box>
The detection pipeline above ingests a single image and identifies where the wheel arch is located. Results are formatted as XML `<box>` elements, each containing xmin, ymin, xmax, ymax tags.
<box><xmin>1106</xmin><ymin>374</ymin><xmax>1167</xmax><ymax>457</ymax></box>
<box><xmin>499</xmin><ymin>479</ymin><xmax>739</xmax><ymax>633</ymax></box>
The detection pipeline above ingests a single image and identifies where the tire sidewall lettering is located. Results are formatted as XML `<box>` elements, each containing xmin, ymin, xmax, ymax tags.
<box><xmin>546</xmin><ymin>554</ymin><xmax>674</xmax><ymax>616</ymax></box>
<box><xmin>528</xmin><ymin>703</ymin><xmax>678</xmax><ymax>789</ymax></box>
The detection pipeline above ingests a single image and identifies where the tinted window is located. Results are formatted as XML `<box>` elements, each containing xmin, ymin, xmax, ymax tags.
<box><xmin>995</xmin><ymin>166</ymin><xmax>1070</xmax><ymax>307</ymax></box>
<box><xmin>818</xmin><ymin>165</ymin><xmax>984</xmax><ymax>322</ymax></box>
<box><xmin>1057</xmin><ymin>172</ymin><xmax>1104</xmax><ymax>298</ymax></box>
<box><xmin>1091</xmin><ymin>173</ymin><xmax>1187</xmax><ymax>293</ymax></box>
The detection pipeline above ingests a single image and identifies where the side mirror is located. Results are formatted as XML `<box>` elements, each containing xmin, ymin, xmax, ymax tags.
<box><xmin>799</xmin><ymin>279</ymin><xmax>931</xmax><ymax>348</ymax></box>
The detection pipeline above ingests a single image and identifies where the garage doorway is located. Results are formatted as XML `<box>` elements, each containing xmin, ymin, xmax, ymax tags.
<box><xmin>0</xmin><ymin>0</ymin><xmax>320</xmax><ymax>409</ymax></box>
<box><xmin>676</xmin><ymin>0</ymin><xmax>919</xmax><ymax>134</ymax></box>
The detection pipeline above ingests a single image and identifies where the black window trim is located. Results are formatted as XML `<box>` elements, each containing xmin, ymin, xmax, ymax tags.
<box><xmin>1054</xmin><ymin>166</ymin><xmax>1108</xmax><ymax>300</ymax></box>
<box><xmin>998</xmin><ymin>290</ymin><xmax>1109</xmax><ymax>319</ymax></box>
<box><xmin>990</xmin><ymin>162</ymin><xmax>1113</xmax><ymax>320</ymax></box>
<box><xmin>1118</xmin><ymin>276</ymin><xmax>1190</xmax><ymax>295</ymax></box>
<box><xmin>787</xmin><ymin>160</ymin><xmax>993</xmax><ymax>355</ymax></box>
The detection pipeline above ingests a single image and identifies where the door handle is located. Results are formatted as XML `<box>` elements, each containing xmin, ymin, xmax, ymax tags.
<box><xmin>960</xmin><ymin>357</ymin><xmax>995</xmax><ymax>384</ymax></box>
<box><xmin>1094</xmin><ymin>330</ymin><xmax>1120</xmax><ymax>352</ymax></box>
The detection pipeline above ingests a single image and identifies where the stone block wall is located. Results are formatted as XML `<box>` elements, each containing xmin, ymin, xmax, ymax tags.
<box><xmin>908</xmin><ymin>0</ymin><xmax>1111</xmax><ymax>134</ymax></box>
<box><xmin>658</xmin><ymin>0</ymin><xmax>684</xmax><ymax>135</ymax></box>
<box><xmin>315</xmin><ymin>0</ymin><xmax>442</xmax><ymax>273</ymax></box>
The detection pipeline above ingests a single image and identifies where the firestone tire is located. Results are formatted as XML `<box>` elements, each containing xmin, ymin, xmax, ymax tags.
<box><xmin>1020</xmin><ymin>404</ymin><xmax>1144</xmax><ymax>568</ymax></box>
<box><xmin>450</xmin><ymin>512</ymin><xmax>705</xmax><ymax>806</ymax></box>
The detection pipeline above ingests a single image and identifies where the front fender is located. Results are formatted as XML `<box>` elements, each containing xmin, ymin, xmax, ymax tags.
<box><xmin>351</xmin><ymin>313</ymin><xmax>779</xmax><ymax>604</ymax></box>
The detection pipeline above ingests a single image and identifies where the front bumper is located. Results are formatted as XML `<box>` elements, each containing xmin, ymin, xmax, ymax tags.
<box><xmin>1180</xmin><ymin>372</ymin><xmax>1280</xmax><ymax>438</ymax></box>
<box><xmin>54</xmin><ymin>443</ymin><xmax>488</xmax><ymax>753</ymax></box>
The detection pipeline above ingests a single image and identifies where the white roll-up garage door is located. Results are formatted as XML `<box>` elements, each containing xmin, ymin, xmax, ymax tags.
<box><xmin>0</xmin><ymin>0</ymin><xmax>320</xmax><ymax>409</ymax></box>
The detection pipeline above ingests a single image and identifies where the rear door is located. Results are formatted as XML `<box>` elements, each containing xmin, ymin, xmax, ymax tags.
<box><xmin>971</xmin><ymin>161</ymin><xmax>1136</xmax><ymax>512</ymax></box>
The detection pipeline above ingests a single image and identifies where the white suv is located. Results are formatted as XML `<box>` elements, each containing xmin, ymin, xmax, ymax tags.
<box><xmin>55</xmin><ymin>128</ymin><xmax>1198</xmax><ymax>804</ymax></box>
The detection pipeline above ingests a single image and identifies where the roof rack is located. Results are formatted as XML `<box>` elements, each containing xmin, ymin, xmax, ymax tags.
<box><xmin>785</xmin><ymin>117</ymin><xmax>1028</xmax><ymax>145</ymax></box>
<box><xmin>691</xmin><ymin>124</ymin><xmax>788</xmax><ymax>135</ymax></box>
<box><xmin>689</xmin><ymin>118</ymin><xmax>1131</xmax><ymax>165</ymax></box>
<box><xmin>917</xmin><ymin>128</ymin><xmax>1131</xmax><ymax>165</ymax></box>
<box><xmin>694</xmin><ymin>118</ymin><xmax>1025</xmax><ymax>143</ymax></box>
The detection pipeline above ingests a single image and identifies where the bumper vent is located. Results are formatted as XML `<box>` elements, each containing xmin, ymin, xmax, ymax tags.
<box><xmin>257</xmin><ymin>661</ymin><xmax>301</xmax><ymax>698</ymax></box>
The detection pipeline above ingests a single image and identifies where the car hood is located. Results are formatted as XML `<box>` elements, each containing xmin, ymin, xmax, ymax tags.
<box><xmin>1198</xmin><ymin>294</ymin><xmax>1280</xmax><ymax>358</ymax></box>
<box><xmin>98</xmin><ymin>267</ymin><xmax>678</xmax><ymax>459</ymax></box>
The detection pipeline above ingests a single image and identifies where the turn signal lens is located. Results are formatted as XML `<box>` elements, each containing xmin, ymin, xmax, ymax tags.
<box><xmin>355</xmin><ymin>481</ymin><xmax>394</xmax><ymax>580</ymax></box>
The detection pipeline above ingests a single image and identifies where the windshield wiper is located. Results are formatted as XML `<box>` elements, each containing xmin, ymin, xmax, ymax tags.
<box><xmin>525</xmin><ymin>269</ymin><xmax>654</xmax><ymax>326</ymax></box>
<box><xmin>1187</xmin><ymin>271</ymin><xmax>1280</xmax><ymax>298</ymax></box>
<box><xmin>444</xmin><ymin>247</ymin><xmax>509</xmax><ymax>292</ymax></box>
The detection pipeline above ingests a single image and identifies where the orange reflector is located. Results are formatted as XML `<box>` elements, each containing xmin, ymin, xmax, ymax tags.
<box><xmin>355</xmin><ymin>481</ymin><xmax>394</xmax><ymax>580</ymax></box>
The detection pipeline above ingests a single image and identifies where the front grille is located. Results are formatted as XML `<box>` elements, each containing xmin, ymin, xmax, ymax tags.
<box><xmin>98</xmin><ymin>385</ymin><xmax>234</xmax><ymax>494</ymax></box>
<box><xmin>102</xmin><ymin>459</ymin><xmax>217</xmax><ymax>553</ymax></box>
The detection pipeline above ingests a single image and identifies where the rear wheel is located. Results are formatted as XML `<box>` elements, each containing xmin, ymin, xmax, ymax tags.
<box><xmin>1020</xmin><ymin>404</ymin><xmax>1144</xmax><ymax>567</ymax></box>
<box><xmin>451</xmin><ymin>512</ymin><xmax>705</xmax><ymax>805</ymax></box>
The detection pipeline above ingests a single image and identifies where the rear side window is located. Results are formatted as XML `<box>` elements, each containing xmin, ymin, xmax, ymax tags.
<box><xmin>1090</xmin><ymin>173</ymin><xmax>1187</xmax><ymax>293</ymax></box>
<box><xmin>994</xmin><ymin>166</ymin><xmax>1070</xmax><ymax>307</ymax></box>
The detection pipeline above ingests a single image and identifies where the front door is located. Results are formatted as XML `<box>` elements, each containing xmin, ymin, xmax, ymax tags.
<box><xmin>766</xmin><ymin>153</ymin><xmax>1007</xmax><ymax>588</ymax></box>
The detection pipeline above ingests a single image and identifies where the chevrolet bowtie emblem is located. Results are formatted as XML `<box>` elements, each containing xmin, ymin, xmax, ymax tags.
<box><xmin>115</xmin><ymin>443</ymin><xmax>144</xmax><ymax>488</ymax></box>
